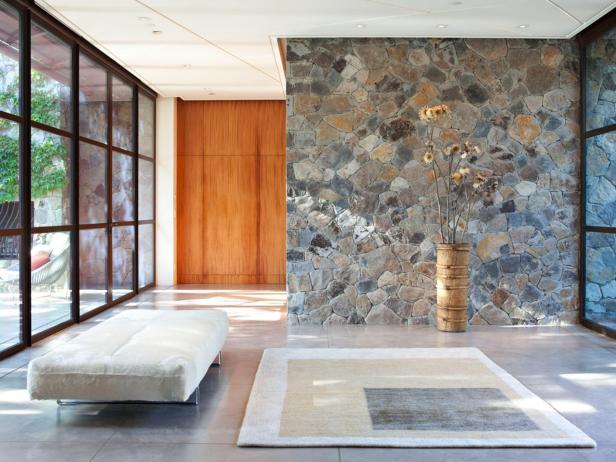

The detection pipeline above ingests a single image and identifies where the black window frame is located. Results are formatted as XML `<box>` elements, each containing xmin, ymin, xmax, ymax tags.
<box><xmin>0</xmin><ymin>0</ymin><xmax>156</xmax><ymax>360</ymax></box>
<box><xmin>578</xmin><ymin>8</ymin><xmax>616</xmax><ymax>340</ymax></box>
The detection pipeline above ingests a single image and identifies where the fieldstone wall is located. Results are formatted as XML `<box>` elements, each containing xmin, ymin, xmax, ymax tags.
<box><xmin>286</xmin><ymin>38</ymin><xmax>580</xmax><ymax>326</ymax></box>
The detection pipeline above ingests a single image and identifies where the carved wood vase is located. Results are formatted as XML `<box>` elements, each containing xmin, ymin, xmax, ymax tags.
<box><xmin>436</xmin><ymin>243</ymin><xmax>471</xmax><ymax>332</ymax></box>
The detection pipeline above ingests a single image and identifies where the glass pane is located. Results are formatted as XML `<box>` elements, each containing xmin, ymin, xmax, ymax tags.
<box><xmin>0</xmin><ymin>118</ymin><xmax>20</xmax><ymax>229</ymax></box>
<box><xmin>79</xmin><ymin>53</ymin><xmax>107</xmax><ymax>144</ymax></box>
<box><xmin>112</xmin><ymin>225</ymin><xmax>133</xmax><ymax>300</ymax></box>
<box><xmin>586</xmin><ymin>232</ymin><xmax>616</xmax><ymax>331</ymax></box>
<box><xmin>0</xmin><ymin>1</ymin><xmax>19</xmax><ymax>115</ymax></box>
<box><xmin>138</xmin><ymin>92</ymin><xmax>154</xmax><ymax>157</ymax></box>
<box><xmin>138</xmin><ymin>223</ymin><xmax>153</xmax><ymax>288</ymax></box>
<box><xmin>31</xmin><ymin>231</ymin><xmax>71</xmax><ymax>334</ymax></box>
<box><xmin>112</xmin><ymin>151</ymin><xmax>134</xmax><ymax>221</ymax></box>
<box><xmin>31</xmin><ymin>129</ymin><xmax>71</xmax><ymax>227</ymax></box>
<box><xmin>586</xmin><ymin>28</ymin><xmax>616</xmax><ymax>131</ymax></box>
<box><xmin>0</xmin><ymin>234</ymin><xmax>21</xmax><ymax>350</ymax></box>
<box><xmin>586</xmin><ymin>132</ymin><xmax>616</xmax><ymax>227</ymax></box>
<box><xmin>79</xmin><ymin>142</ymin><xmax>106</xmax><ymax>224</ymax></box>
<box><xmin>79</xmin><ymin>228</ymin><xmax>106</xmax><ymax>314</ymax></box>
<box><xmin>31</xmin><ymin>21</ymin><xmax>72</xmax><ymax>131</ymax></box>
<box><xmin>138</xmin><ymin>158</ymin><xmax>153</xmax><ymax>220</ymax></box>
<box><xmin>112</xmin><ymin>76</ymin><xmax>133</xmax><ymax>151</ymax></box>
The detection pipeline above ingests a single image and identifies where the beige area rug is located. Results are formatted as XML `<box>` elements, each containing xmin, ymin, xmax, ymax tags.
<box><xmin>238</xmin><ymin>348</ymin><xmax>595</xmax><ymax>448</ymax></box>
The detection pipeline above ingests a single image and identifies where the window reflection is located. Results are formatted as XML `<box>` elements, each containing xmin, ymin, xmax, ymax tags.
<box><xmin>31</xmin><ymin>232</ymin><xmax>71</xmax><ymax>334</ymax></box>
<box><xmin>0</xmin><ymin>235</ymin><xmax>21</xmax><ymax>350</ymax></box>
<box><xmin>112</xmin><ymin>76</ymin><xmax>133</xmax><ymax>151</ymax></box>
<box><xmin>79</xmin><ymin>53</ymin><xmax>107</xmax><ymax>143</ymax></box>
<box><xmin>112</xmin><ymin>225</ymin><xmax>134</xmax><ymax>300</ymax></box>
<box><xmin>80</xmin><ymin>228</ymin><xmax>107</xmax><ymax>314</ymax></box>
<box><xmin>31</xmin><ymin>21</ymin><xmax>72</xmax><ymax>131</ymax></box>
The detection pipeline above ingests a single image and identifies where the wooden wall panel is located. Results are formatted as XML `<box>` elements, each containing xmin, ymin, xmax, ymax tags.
<box><xmin>178</xmin><ymin>101</ymin><xmax>204</xmax><ymax>157</ymax></box>
<box><xmin>258</xmin><ymin>154</ymin><xmax>286</xmax><ymax>284</ymax></box>
<box><xmin>176</xmin><ymin>155</ymin><xmax>204</xmax><ymax>280</ymax></box>
<box><xmin>177</xmin><ymin>100</ymin><xmax>286</xmax><ymax>284</ymax></box>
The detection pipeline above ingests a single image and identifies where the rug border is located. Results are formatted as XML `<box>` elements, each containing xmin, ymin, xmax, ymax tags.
<box><xmin>237</xmin><ymin>348</ymin><xmax>596</xmax><ymax>448</ymax></box>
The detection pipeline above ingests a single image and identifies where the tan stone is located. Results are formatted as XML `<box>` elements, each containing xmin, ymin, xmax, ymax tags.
<box><xmin>387</xmin><ymin>46</ymin><xmax>407</xmax><ymax>62</ymax></box>
<box><xmin>370</xmin><ymin>143</ymin><xmax>394</xmax><ymax>163</ymax></box>
<box><xmin>509</xmin><ymin>115</ymin><xmax>541</xmax><ymax>145</ymax></box>
<box><xmin>542</xmin><ymin>45</ymin><xmax>563</xmax><ymax>67</ymax></box>
<box><xmin>412</xmin><ymin>299</ymin><xmax>431</xmax><ymax>317</ymax></box>
<box><xmin>316</xmin><ymin>121</ymin><xmax>339</xmax><ymax>145</ymax></box>
<box><xmin>322</xmin><ymin>95</ymin><xmax>351</xmax><ymax>113</ymax></box>
<box><xmin>378</xmin><ymin>100</ymin><xmax>398</xmax><ymax>118</ymax></box>
<box><xmin>476</xmin><ymin>232</ymin><xmax>511</xmax><ymax>262</ymax></box>
<box><xmin>380</xmin><ymin>164</ymin><xmax>399</xmax><ymax>181</ymax></box>
<box><xmin>465</xmin><ymin>39</ymin><xmax>508</xmax><ymax>61</ymax></box>
<box><xmin>325</xmin><ymin>113</ymin><xmax>353</xmax><ymax>132</ymax></box>
<box><xmin>366</xmin><ymin>69</ymin><xmax>386</xmax><ymax>85</ymax></box>
<box><xmin>353</xmin><ymin>87</ymin><xmax>368</xmax><ymax>102</ymax></box>
<box><xmin>293</xmin><ymin>95</ymin><xmax>320</xmax><ymax>114</ymax></box>
<box><xmin>409</xmin><ymin>48</ymin><xmax>430</xmax><ymax>66</ymax></box>
<box><xmin>408</xmin><ymin>82</ymin><xmax>439</xmax><ymax>109</ymax></box>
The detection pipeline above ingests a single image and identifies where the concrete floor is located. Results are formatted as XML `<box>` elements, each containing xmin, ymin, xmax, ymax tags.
<box><xmin>1</xmin><ymin>285</ymin><xmax>616</xmax><ymax>461</ymax></box>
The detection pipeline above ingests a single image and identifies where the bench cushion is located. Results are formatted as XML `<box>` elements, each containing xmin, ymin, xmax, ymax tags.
<box><xmin>27</xmin><ymin>309</ymin><xmax>228</xmax><ymax>402</ymax></box>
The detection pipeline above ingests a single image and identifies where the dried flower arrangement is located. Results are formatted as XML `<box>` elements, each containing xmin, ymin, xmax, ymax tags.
<box><xmin>420</xmin><ymin>103</ymin><xmax>498</xmax><ymax>244</ymax></box>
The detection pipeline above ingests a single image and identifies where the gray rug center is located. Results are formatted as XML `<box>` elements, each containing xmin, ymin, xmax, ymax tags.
<box><xmin>364</xmin><ymin>387</ymin><xmax>539</xmax><ymax>432</ymax></box>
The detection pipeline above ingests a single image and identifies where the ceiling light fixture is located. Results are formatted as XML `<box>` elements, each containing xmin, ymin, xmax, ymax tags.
<box><xmin>137</xmin><ymin>16</ymin><xmax>151</xmax><ymax>22</ymax></box>
<box><xmin>451</xmin><ymin>1</ymin><xmax>463</xmax><ymax>5</ymax></box>
<box><xmin>152</xmin><ymin>30</ymin><xmax>163</xmax><ymax>35</ymax></box>
<box><xmin>518</xmin><ymin>24</ymin><xmax>529</xmax><ymax>29</ymax></box>
<box><xmin>356</xmin><ymin>24</ymin><xmax>366</xmax><ymax>29</ymax></box>
<box><xmin>437</xmin><ymin>24</ymin><xmax>448</xmax><ymax>28</ymax></box>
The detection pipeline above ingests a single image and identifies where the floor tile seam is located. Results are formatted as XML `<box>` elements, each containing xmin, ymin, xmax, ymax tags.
<box><xmin>88</xmin><ymin>428</ymin><xmax>118</xmax><ymax>462</ymax></box>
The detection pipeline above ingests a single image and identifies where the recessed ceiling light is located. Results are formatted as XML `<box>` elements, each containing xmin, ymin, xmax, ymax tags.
<box><xmin>152</xmin><ymin>30</ymin><xmax>163</xmax><ymax>35</ymax></box>
<box><xmin>137</xmin><ymin>16</ymin><xmax>151</xmax><ymax>22</ymax></box>
<box><xmin>437</xmin><ymin>24</ymin><xmax>448</xmax><ymax>28</ymax></box>
<box><xmin>451</xmin><ymin>1</ymin><xmax>463</xmax><ymax>4</ymax></box>
<box><xmin>356</xmin><ymin>24</ymin><xmax>366</xmax><ymax>29</ymax></box>
<box><xmin>518</xmin><ymin>24</ymin><xmax>530</xmax><ymax>29</ymax></box>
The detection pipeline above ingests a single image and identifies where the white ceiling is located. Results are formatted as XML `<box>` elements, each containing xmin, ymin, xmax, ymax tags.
<box><xmin>37</xmin><ymin>0</ymin><xmax>616</xmax><ymax>101</ymax></box>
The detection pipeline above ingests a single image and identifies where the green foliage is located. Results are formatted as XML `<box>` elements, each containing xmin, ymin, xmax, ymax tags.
<box><xmin>0</xmin><ymin>69</ymin><xmax>68</xmax><ymax>204</ymax></box>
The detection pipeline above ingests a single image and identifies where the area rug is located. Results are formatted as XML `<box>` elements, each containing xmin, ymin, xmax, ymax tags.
<box><xmin>238</xmin><ymin>348</ymin><xmax>595</xmax><ymax>448</ymax></box>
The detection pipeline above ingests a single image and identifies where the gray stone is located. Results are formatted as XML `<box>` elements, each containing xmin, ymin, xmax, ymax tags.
<box><xmin>378</xmin><ymin>271</ymin><xmax>397</xmax><ymax>287</ymax></box>
<box><xmin>365</xmin><ymin>304</ymin><xmax>404</xmax><ymax>324</ymax></box>
<box><xmin>330</xmin><ymin>294</ymin><xmax>354</xmax><ymax>317</ymax></box>
<box><xmin>398</xmin><ymin>286</ymin><xmax>425</xmax><ymax>303</ymax></box>
<box><xmin>520</xmin><ymin>284</ymin><xmax>543</xmax><ymax>303</ymax></box>
<box><xmin>479</xmin><ymin>303</ymin><xmax>512</xmax><ymax>325</ymax></box>
<box><xmin>412</xmin><ymin>299</ymin><xmax>431</xmax><ymax>317</ymax></box>
<box><xmin>367</xmin><ymin>288</ymin><xmax>388</xmax><ymax>305</ymax></box>
<box><xmin>357</xmin><ymin>278</ymin><xmax>378</xmax><ymax>294</ymax></box>
<box><xmin>359</xmin><ymin>246</ymin><xmax>402</xmax><ymax>279</ymax></box>
<box><xmin>309</xmin><ymin>269</ymin><xmax>333</xmax><ymax>290</ymax></box>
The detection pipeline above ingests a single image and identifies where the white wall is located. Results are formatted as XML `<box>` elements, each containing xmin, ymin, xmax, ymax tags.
<box><xmin>155</xmin><ymin>97</ymin><xmax>177</xmax><ymax>286</ymax></box>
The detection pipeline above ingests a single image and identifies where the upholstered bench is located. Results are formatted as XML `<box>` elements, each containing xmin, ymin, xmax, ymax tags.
<box><xmin>27</xmin><ymin>309</ymin><xmax>228</xmax><ymax>404</ymax></box>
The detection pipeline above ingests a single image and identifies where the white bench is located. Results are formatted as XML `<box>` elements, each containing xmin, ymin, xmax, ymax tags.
<box><xmin>27</xmin><ymin>309</ymin><xmax>229</xmax><ymax>404</ymax></box>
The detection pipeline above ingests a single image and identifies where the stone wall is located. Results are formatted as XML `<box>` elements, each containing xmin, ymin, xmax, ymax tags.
<box><xmin>286</xmin><ymin>38</ymin><xmax>580</xmax><ymax>326</ymax></box>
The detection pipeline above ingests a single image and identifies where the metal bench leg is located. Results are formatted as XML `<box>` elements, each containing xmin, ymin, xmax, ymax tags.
<box><xmin>212</xmin><ymin>351</ymin><xmax>222</xmax><ymax>367</ymax></box>
<box><xmin>56</xmin><ymin>386</ymin><xmax>201</xmax><ymax>406</ymax></box>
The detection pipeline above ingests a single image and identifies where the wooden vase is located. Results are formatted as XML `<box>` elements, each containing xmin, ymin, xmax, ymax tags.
<box><xmin>436</xmin><ymin>243</ymin><xmax>470</xmax><ymax>332</ymax></box>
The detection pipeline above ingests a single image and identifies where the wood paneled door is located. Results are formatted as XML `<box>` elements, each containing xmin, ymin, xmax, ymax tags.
<box><xmin>177</xmin><ymin>100</ymin><xmax>286</xmax><ymax>284</ymax></box>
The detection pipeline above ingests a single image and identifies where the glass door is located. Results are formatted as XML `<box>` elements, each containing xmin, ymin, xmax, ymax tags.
<box><xmin>582</xmin><ymin>25</ymin><xmax>616</xmax><ymax>336</ymax></box>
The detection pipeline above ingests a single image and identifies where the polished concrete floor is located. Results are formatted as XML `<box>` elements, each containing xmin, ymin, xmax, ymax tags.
<box><xmin>1</xmin><ymin>285</ymin><xmax>616</xmax><ymax>461</ymax></box>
